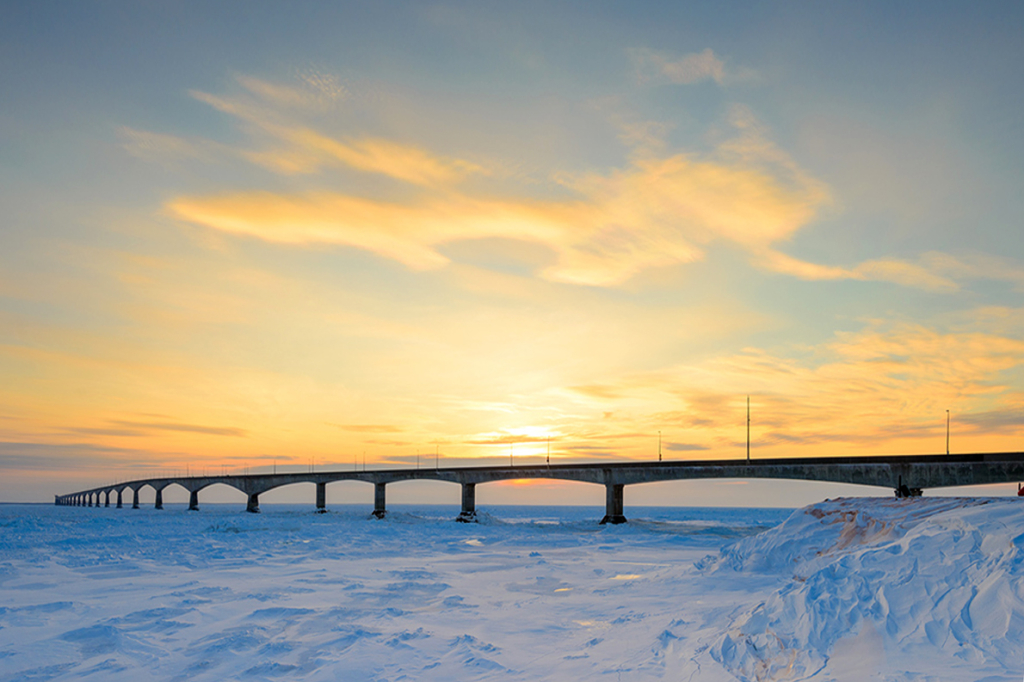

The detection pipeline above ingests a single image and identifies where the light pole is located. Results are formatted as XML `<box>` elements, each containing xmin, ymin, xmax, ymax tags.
<box><xmin>746</xmin><ymin>396</ymin><xmax>751</xmax><ymax>464</ymax></box>
<box><xmin>658</xmin><ymin>431</ymin><xmax>662</xmax><ymax>462</ymax></box>
<box><xmin>946</xmin><ymin>410</ymin><xmax>950</xmax><ymax>455</ymax></box>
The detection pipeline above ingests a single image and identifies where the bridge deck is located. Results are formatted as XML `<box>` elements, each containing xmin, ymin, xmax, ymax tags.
<box><xmin>56</xmin><ymin>451</ymin><xmax>1024</xmax><ymax>523</ymax></box>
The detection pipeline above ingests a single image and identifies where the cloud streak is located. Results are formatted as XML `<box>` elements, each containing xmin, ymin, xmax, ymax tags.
<box><xmin>149</xmin><ymin>73</ymin><xmax>1024</xmax><ymax>294</ymax></box>
<box><xmin>629</xmin><ymin>48</ymin><xmax>729</xmax><ymax>85</ymax></box>
<box><xmin>568</xmin><ymin>319</ymin><xmax>1024</xmax><ymax>451</ymax></box>
<box><xmin>110</xmin><ymin>420</ymin><xmax>247</xmax><ymax>437</ymax></box>
<box><xmin>168</xmin><ymin>92</ymin><xmax>833</xmax><ymax>287</ymax></box>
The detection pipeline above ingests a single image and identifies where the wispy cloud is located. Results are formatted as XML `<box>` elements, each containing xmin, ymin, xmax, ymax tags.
<box><xmin>168</xmin><ymin>97</ymin><xmax>831</xmax><ymax>287</ymax></box>
<box><xmin>118</xmin><ymin>127</ymin><xmax>218</xmax><ymax>165</ymax></box>
<box><xmin>110</xmin><ymin>420</ymin><xmax>247</xmax><ymax>437</ymax></box>
<box><xmin>187</xmin><ymin>78</ymin><xmax>482</xmax><ymax>183</ymax></box>
<box><xmin>628</xmin><ymin>48</ymin><xmax>753</xmax><ymax>86</ymax></box>
<box><xmin>152</xmin><ymin>74</ymin><xmax>1022</xmax><ymax>294</ymax></box>
<box><xmin>330</xmin><ymin>424</ymin><xmax>405</xmax><ymax>433</ymax></box>
<box><xmin>236</xmin><ymin>71</ymin><xmax>346</xmax><ymax>110</ymax></box>
<box><xmin>666</xmin><ymin>442</ymin><xmax>709</xmax><ymax>451</ymax></box>
<box><xmin>567</xmin><ymin>318</ymin><xmax>1024</xmax><ymax>451</ymax></box>
<box><xmin>763</xmin><ymin>251</ymin><xmax>1024</xmax><ymax>293</ymax></box>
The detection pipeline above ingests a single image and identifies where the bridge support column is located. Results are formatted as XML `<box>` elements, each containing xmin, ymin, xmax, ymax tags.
<box><xmin>132</xmin><ymin>488</ymin><xmax>140</xmax><ymax>509</ymax></box>
<box><xmin>316</xmin><ymin>482</ymin><xmax>327</xmax><ymax>513</ymax></box>
<box><xmin>246</xmin><ymin>493</ymin><xmax>260</xmax><ymax>513</ymax></box>
<box><xmin>116</xmin><ymin>489</ymin><xmax>123</xmax><ymax>508</ymax></box>
<box><xmin>188</xmin><ymin>490</ymin><xmax>199</xmax><ymax>511</ymax></box>
<box><xmin>88</xmin><ymin>493</ymin><xmax>93</xmax><ymax>507</ymax></box>
<box><xmin>372</xmin><ymin>482</ymin><xmax>386</xmax><ymax>519</ymax></box>
<box><xmin>154</xmin><ymin>489</ymin><xmax>163</xmax><ymax>510</ymax></box>
<box><xmin>457</xmin><ymin>483</ymin><xmax>477</xmax><ymax>522</ymax></box>
<box><xmin>104</xmin><ymin>491</ymin><xmax>110</xmax><ymax>507</ymax></box>
<box><xmin>600</xmin><ymin>484</ymin><xmax>626</xmax><ymax>525</ymax></box>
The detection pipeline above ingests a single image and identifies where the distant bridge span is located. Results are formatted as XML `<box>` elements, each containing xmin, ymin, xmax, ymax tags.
<box><xmin>56</xmin><ymin>452</ymin><xmax>1024</xmax><ymax>523</ymax></box>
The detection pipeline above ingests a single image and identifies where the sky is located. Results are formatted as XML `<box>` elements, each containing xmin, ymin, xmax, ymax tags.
<box><xmin>2</xmin><ymin>1</ymin><xmax>1024</xmax><ymax>505</ymax></box>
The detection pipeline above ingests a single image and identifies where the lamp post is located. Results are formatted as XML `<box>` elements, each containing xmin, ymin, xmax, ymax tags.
<box><xmin>746</xmin><ymin>396</ymin><xmax>751</xmax><ymax>464</ymax></box>
<box><xmin>658</xmin><ymin>431</ymin><xmax>662</xmax><ymax>462</ymax></box>
<box><xmin>946</xmin><ymin>410</ymin><xmax>950</xmax><ymax>455</ymax></box>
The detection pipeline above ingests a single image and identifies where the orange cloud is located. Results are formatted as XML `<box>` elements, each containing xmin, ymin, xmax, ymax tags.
<box><xmin>168</xmin><ymin>119</ymin><xmax>831</xmax><ymax>286</ymax></box>
<box><xmin>565</xmin><ymin>319</ymin><xmax>1024</xmax><ymax>453</ymax></box>
<box><xmin>154</xmin><ymin>74</ymin><xmax>1024</xmax><ymax>294</ymax></box>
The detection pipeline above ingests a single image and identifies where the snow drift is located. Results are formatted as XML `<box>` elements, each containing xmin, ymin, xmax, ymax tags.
<box><xmin>706</xmin><ymin>497</ymin><xmax>1024</xmax><ymax>681</ymax></box>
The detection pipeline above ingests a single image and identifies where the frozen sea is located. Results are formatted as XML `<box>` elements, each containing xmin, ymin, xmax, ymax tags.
<box><xmin>1</xmin><ymin>500</ymin><xmax>1023</xmax><ymax>681</ymax></box>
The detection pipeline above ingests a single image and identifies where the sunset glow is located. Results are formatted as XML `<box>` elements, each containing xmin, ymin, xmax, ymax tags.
<box><xmin>2</xmin><ymin>3</ymin><xmax>1023</xmax><ymax>503</ymax></box>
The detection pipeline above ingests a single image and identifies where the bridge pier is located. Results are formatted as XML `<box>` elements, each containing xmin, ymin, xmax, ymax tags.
<box><xmin>457</xmin><ymin>483</ymin><xmax>477</xmax><ymax>522</ymax></box>
<box><xmin>154</xmin><ymin>488</ymin><xmax>163</xmax><ymax>510</ymax></box>
<box><xmin>116</xmin><ymin>489</ymin><xmax>123</xmax><ymax>508</ymax></box>
<box><xmin>600</xmin><ymin>483</ymin><xmax>626</xmax><ymax>525</ymax></box>
<box><xmin>188</xmin><ymin>490</ymin><xmax>199</xmax><ymax>511</ymax></box>
<box><xmin>104</xmin><ymin>491</ymin><xmax>110</xmax><ymax>507</ymax></box>
<box><xmin>372</xmin><ymin>482</ymin><xmax>386</xmax><ymax>519</ymax></box>
<box><xmin>132</xmin><ymin>488</ymin><xmax>140</xmax><ymax>509</ymax></box>
<box><xmin>246</xmin><ymin>493</ymin><xmax>260</xmax><ymax>513</ymax></box>
<box><xmin>316</xmin><ymin>482</ymin><xmax>327</xmax><ymax>513</ymax></box>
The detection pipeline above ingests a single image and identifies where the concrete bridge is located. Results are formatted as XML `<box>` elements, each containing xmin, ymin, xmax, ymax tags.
<box><xmin>55</xmin><ymin>451</ymin><xmax>1024</xmax><ymax>523</ymax></box>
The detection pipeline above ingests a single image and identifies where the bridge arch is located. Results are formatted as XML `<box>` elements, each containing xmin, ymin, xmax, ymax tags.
<box><xmin>384</xmin><ymin>479</ymin><xmax>461</xmax><ymax>505</ymax></box>
<box><xmin>622</xmin><ymin>478</ymin><xmax>891</xmax><ymax>509</ymax></box>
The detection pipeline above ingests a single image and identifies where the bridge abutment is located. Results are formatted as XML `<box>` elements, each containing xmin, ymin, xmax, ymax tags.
<box><xmin>316</xmin><ymin>482</ymin><xmax>327</xmax><ymax>513</ymax></box>
<box><xmin>373</xmin><ymin>482</ymin><xmax>386</xmax><ymax>519</ymax></box>
<box><xmin>457</xmin><ymin>483</ymin><xmax>476</xmax><ymax>522</ymax></box>
<box><xmin>600</xmin><ymin>483</ymin><xmax>626</xmax><ymax>525</ymax></box>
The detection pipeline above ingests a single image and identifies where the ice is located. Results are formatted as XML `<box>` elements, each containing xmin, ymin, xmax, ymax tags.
<box><xmin>1</xmin><ymin>500</ymin><xmax>1022</xmax><ymax>680</ymax></box>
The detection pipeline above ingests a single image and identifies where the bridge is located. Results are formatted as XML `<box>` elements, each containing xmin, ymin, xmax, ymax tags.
<box><xmin>55</xmin><ymin>451</ymin><xmax>1024</xmax><ymax>523</ymax></box>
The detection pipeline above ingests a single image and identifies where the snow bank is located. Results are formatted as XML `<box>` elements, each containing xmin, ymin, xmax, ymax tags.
<box><xmin>706</xmin><ymin>497</ymin><xmax>1024</xmax><ymax>681</ymax></box>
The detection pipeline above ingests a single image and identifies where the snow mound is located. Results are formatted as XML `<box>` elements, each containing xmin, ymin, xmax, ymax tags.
<box><xmin>709</xmin><ymin>497</ymin><xmax>1024</xmax><ymax>681</ymax></box>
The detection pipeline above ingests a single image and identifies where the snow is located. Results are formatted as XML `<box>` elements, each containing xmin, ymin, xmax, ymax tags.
<box><xmin>704</xmin><ymin>497</ymin><xmax>1024</xmax><ymax>681</ymax></box>
<box><xmin>1</xmin><ymin>500</ymin><xmax>1023</xmax><ymax>681</ymax></box>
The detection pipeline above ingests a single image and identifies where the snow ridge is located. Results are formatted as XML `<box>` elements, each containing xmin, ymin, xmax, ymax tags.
<box><xmin>707</xmin><ymin>497</ymin><xmax>1024</xmax><ymax>681</ymax></box>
